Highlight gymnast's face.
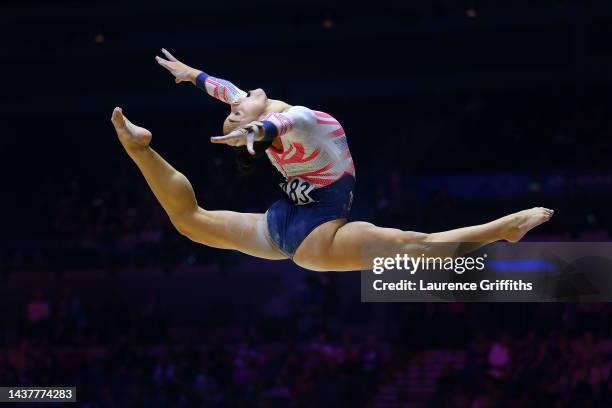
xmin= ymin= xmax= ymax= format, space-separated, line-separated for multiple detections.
xmin=224 ymin=88 xmax=268 ymax=133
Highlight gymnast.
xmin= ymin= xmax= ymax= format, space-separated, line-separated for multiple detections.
xmin=110 ymin=49 xmax=554 ymax=272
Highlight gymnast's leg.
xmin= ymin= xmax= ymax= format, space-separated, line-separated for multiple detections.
xmin=293 ymin=208 xmax=554 ymax=271
xmin=110 ymin=107 xmax=286 ymax=260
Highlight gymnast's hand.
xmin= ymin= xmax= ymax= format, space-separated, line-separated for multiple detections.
xmin=210 ymin=122 xmax=265 ymax=155
xmin=155 ymin=48 xmax=202 ymax=85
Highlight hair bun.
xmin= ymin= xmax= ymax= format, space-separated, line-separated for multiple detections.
xmin=233 ymin=139 xmax=274 ymax=175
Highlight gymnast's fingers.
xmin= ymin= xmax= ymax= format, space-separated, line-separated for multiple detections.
xmin=246 ymin=131 xmax=256 ymax=155
xmin=161 ymin=48 xmax=178 ymax=62
xmin=210 ymin=135 xmax=233 ymax=144
xmin=211 ymin=134 xmax=241 ymax=146
xmin=155 ymin=56 xmax=171 ymax=69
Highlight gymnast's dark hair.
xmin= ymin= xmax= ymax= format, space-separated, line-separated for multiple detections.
xmin=234 ymin=140 xmax=274 ymax=175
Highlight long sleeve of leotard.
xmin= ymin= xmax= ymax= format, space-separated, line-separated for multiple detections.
xmin=195 ymin=72 xmax=247 ymax=104
xmin=259 ymin=106 xmax=317 ymax=141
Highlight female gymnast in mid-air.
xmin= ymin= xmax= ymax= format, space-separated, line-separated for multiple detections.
xmin=110 ymin=49 xmax=554 ymax=272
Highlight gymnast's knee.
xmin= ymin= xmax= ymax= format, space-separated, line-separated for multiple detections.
xmin=171 ymin=217 xmax=192 ymax=238
xmin=170 ymin=214 xmax=229 ymax=249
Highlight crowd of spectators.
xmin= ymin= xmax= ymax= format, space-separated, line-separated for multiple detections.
xmin=0 ymin=336 xmax=387 ymax=407
xmin=433 ymin=329 xmax=612 ymax=407
xmin=0 ymin=276 xmax=610 ymax=405
xmin=10 ymin=274 xmax=345 ymax=348
xmin=2 ymin=278 xmax=389 ymax=407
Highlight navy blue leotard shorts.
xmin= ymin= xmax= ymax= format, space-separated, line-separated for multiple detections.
xmin=266 ymin=174 xmax=355 ymax=259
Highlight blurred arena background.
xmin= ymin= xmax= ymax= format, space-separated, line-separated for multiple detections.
xmin=1 ymin=0 xmax=612 ymax=406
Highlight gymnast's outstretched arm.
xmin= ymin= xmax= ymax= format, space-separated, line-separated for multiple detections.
xmin=155 ymin=49 xmax=292 ymax=112
xmin=155 ymin=48 xmax=247 ymax=103
xmin=110 ymin=107 xmax=286 ymax=261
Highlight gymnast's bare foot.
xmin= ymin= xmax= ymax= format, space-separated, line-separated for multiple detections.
xmin=111 ymin=107 xmax=152 ymax=151
xmin=503 ymin=207 xmax=554 ymax=243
